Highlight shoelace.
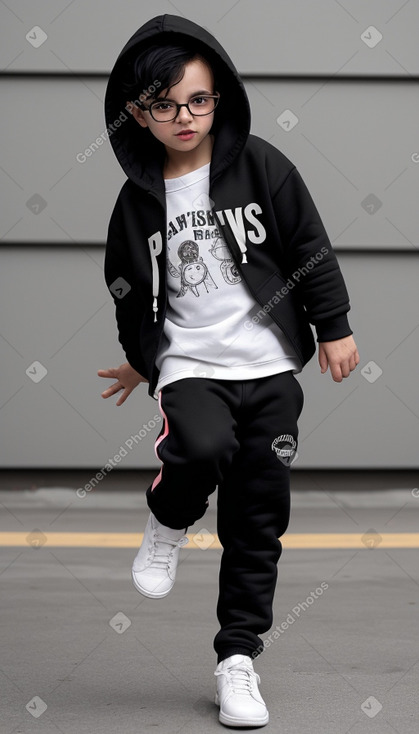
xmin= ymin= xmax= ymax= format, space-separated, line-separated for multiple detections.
xmin=215 ymin=664 xmax=260 ymax=695
xmin=147 ymin=531 xmax=188 ymax=569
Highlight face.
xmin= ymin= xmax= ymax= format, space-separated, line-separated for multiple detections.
xmin=183 ymin=262 xmax=207 ymax=285
xmin=128 ymin=58 xmax=216 ymax=157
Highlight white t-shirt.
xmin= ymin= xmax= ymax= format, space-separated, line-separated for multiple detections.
xmin=155 ymin=163 xmax=301 ymax=394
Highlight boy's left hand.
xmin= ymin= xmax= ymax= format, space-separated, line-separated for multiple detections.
xmin=318 ymin=335 xmax=360 ymax=382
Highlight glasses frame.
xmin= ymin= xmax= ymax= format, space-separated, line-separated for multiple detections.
xmin=143 ymin=93 xmax=220 ymax=123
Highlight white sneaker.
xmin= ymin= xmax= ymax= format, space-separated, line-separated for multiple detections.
xmin=214 ymin=654 xmax=269 ymax=728
xmin=131 ymin=512 xmax=188 ymax=598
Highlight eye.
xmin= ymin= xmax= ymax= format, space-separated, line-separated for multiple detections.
xmin=190 ymin=96 xmax=208 ymax=106
xmin=152 ymin=101 xmax=175 ymax=111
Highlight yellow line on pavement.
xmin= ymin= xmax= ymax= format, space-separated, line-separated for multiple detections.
xmin=1 ymin=532 xmax=419 ymax=549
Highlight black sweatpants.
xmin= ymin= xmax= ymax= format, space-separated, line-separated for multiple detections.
xmin=145 ymin=371 xmax=304 ymax=663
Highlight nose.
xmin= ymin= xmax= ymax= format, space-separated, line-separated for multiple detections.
xmin=176 ymin=104 xmax=193 ymax=123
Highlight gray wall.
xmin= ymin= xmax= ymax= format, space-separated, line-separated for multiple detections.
xmin=1 ymin=0 xmax=418 ymax=469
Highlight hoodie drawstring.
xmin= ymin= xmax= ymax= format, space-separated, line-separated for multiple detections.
xmin=149 ymin=232 xmax=163 ymax=322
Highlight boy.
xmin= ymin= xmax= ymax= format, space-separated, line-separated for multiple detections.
xmin=99 ymin=14 xmax=359 ymax=728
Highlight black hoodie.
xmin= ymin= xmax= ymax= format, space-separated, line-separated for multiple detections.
xmin=104 ymin=14 xmax=353 ymax=399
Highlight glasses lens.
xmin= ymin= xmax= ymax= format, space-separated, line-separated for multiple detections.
xmin=149 ymin=100 xmax=177 ymax=122
xmin=187 ymin=95 xmax=218 ymax=116
xmin=150 ymin=95 xmax=219 ymax=121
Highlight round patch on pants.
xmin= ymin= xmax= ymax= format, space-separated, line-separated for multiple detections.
xmin=271 ymin=433 xmax=297 ymax=466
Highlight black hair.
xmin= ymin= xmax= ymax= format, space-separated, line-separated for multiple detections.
xmin=122 ymin=41 xmax=218 ymax=105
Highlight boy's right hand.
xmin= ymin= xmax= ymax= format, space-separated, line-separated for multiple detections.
xmin=98 ymin=362 xmax=148 ymax=406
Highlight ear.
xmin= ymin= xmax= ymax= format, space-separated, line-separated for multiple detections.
xmin=126 ymin=101 xmax=149 ymax=128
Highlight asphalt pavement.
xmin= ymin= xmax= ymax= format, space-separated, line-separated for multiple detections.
xmin=1 ymin=471 xmax=418 ymax=734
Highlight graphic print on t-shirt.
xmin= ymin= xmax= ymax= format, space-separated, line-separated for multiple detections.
xmin=209 ymin=238 xmax=242 ymax=285
xmin=167 ymin=229 xmax=243 ymax=299
xmin=167 ymin=240 xmax=218 ymax=298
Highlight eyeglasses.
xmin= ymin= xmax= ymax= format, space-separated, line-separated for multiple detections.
xmin=143 ymin=93 xmax=220 ymax=123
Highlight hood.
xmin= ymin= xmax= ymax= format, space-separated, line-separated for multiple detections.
xmin=104 ymin=14 xmax=251 ymax=193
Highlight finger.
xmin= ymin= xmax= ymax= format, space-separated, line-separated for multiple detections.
xmin=349 ymin=354 xmax=358 ymax=371
xmin=349 ymin=349 xmax=360 ymax=371
xmin=341 ymin=362 xmax=351 ymax=378
xmin=98 ymin=368 xmax=117 ymax=379
xmin=101 ymin=382 xmax=123 ymax=398
xmin=116 ymin=387 xmax=132 ymax=406
xmin=318 ymin=346 xmax=328 ymax=373
xmin=331 ymin=362 xmax=343 ymax=382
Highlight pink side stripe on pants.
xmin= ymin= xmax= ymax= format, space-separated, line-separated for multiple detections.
xmin=151 ymin=391 xmax=169 ymax=492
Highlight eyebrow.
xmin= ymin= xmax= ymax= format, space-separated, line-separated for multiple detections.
xmin=157 ymin=89 xmax=213 ymax=99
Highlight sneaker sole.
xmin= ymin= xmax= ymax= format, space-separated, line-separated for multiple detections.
xmin=215 ymin=693 xmax=269 ymax=727
xmin=131 ymin=569 xmax=173 ymax=599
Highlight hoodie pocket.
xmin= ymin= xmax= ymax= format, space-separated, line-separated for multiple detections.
xmin=255 ymin=271 xmax=314 ymax=362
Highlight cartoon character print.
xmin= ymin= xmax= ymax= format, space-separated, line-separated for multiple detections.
xmin=209 ymin=238 xmax=242 ymax=285
xmin=167 ymin=240 xmax=218 ymax=298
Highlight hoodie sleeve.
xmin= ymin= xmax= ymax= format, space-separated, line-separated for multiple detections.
xmin=272 ymin=166 xmax=353 ymax=342
xmin=104 ymin=197 xmax=148 ymax=377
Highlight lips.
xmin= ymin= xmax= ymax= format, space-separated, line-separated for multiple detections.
xmin=175 ymin=131 xmax=197 ymax=143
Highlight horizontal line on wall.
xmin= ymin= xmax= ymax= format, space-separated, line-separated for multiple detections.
xmin=0 ymin=243 xmax=417 ymax=254
xmin=1 ymin=72 xmax=419 ymax=82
